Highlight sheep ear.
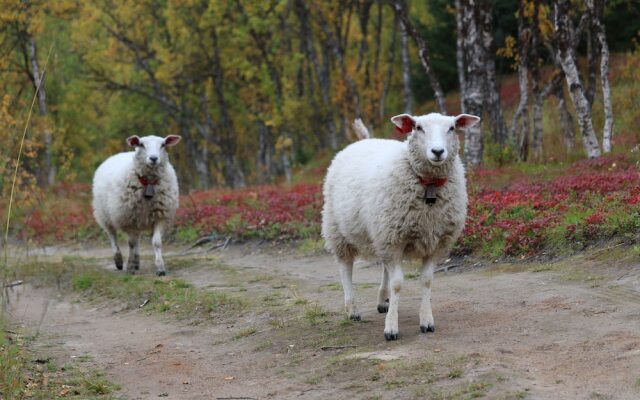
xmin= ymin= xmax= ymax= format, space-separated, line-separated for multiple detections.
xmin=127 ymin=135 xmax=141 ymax=147
xmin=164 ymin=135 xmax=181 ymax=147
xmin=454 ymin=114 xmax=481 ymax=129
xmin=390 ymin=114 xmax=415 ymax=134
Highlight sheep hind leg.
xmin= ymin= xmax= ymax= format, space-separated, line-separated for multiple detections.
xmin=337 ymin=256 xmax=360 ymax=321
xmin=152 ymin=222 xmax=166 ymax=276
xmin=126 ymin=233 xmax=140 ymax=273
xmin=383 ymin=254 xmax=403 ymax=341
xmin=419 ymin=258 xmax=436 ymax=333
xmin=104 ymin=225 xmax=123 ymax=270
xmin=377 ymin=266 xmax=389 ymax=313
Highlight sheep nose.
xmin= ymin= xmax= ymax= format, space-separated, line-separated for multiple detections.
xmin=149 ymin=156 xmax=159 ymax=164
xmin=431 ymin=148 xmax=445 ymax=158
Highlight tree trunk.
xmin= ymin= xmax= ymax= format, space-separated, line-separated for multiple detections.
xmin=356 ymin=0 xmax=373 ymax=73
xmin=530 ymin=1 xmax=543 ymax=159
xmin=512 ymin=0 xmax=530 ymax=161
xmin=373 ymin=0 xmax=383 ymax=75
xmin=314 ymin=5 xmax=363 ymax=120
xmin=585 ymin=28 xmax=598 ymax=108
xmin=590 ymin=0 xmax=614 ymax=153
xmin=257 ymin=120 xmax=274 ymax=184
xmin=212 ymin=31 xmax=246 ymax=187
xmin=295 ymin=0 xmax=338 ymax=150
xmin=27 ymin=37 xmax=54 ymax=186
xmin=543 ymin=72 xmax=576 ymax=152
xmin=380 ymin=13 xmax=399 ymax=119
xmin=400 ymin=18 xmax=412 ymax=114
xmin=479 ymin=1 xmax=507 ymax=145
xmin=390 ymin=0 xmax=447 ymax=114
xmin=555 ymin=80 xmax=576 ymax=151
xmin=455 ymin=0 xmax=467 ymax=112
xmin=460 ymin=0 xmax=484 ymax=165
xmin=554 ymin=0 xmax=601 ymax=158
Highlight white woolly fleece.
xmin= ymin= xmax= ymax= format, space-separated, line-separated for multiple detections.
xmin=92 ymin=149 xmax=179 ymax=234
xmin=322 ymin=114 xmax=468 ymax=262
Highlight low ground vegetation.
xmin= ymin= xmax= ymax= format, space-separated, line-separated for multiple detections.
xmin=0 ymin=321 xmax=120 ymax=399
xmin=6 ymin=153 xmax=638 ymax=261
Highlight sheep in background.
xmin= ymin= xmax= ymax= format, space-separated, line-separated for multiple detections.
xmin=322 ymin=112 xmax=480 ymax=340
xmin=92 ymin=135 xmax=181 ymax=276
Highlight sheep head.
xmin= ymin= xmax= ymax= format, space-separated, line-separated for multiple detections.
xmin=391 ymin=113 xmax=479 ymax=174
xmin=127 ymin=135 xmax=181 ymax=171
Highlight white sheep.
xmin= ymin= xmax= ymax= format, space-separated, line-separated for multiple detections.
xmin=322 ymin=112 xmax=480 ymax=340
xmin=92 ymin=135 xmax=181 ymax=276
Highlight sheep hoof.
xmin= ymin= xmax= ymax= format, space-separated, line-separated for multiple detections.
xmin=420 ymin=324 xmax=435 ymax=333
xmin=114 ymin=254 xmax=123 ymax=270
xmin=384 ymin=331 xmax=398 ymax=341
xmin=377 ymin=299 xmax=389 ymax=313
xmin=156 ymin=271 xmax=166 ymax=277
xmin=349 ymin=314 xmax=361 ymax=321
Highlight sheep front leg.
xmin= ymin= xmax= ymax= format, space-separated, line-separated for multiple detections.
xmin=126 ymin=233 xmax=140 ymax=272
xmin=383 ymin=255 xmax=403 ymax=341
xmin=377 ymin=267 xmax=389 ymax=313
xmin=105 ymin=225 xmax=123 ymax=270
xmin=419 ymin=258 xmax=435 ymax=333
xmin=152 ymin=222 xmax=166 ymax=276
xmin=338 ymin=256 xmax=360 ymax=321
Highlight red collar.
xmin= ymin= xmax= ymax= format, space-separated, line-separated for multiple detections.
xmin=418 ymin=176 xmax=448 ymax=187
xmin=137 ymin=175 xmax=159 ymax=186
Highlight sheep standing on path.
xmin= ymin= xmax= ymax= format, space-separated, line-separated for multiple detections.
xmin=92 ymin=135 xmax=181 ymax=276
xmin=322 ymin=113 xmax=480 ymax=340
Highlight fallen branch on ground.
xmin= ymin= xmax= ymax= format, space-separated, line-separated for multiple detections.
xmin=320 ymin=345 xmax=358 ymax=351
xmin=3 ymin=280 xmax=23 ymax=288
xmin=208 ymin=236 xmax=231 ymax=252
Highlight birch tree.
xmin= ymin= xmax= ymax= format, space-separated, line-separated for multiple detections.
xmin=390 ymin=0 xmax=447 ymax=114
xmin=530 ymin=1 xmax=544 ymax=159
xmin=554 ymin=0 xmax=601 ymax=158
xmin=459 ymin=0 xmax=484 ymax=165
xmin=587 ymin=0 xmax=614 ymax=153
xmin=479 ymin=0 xmax=507 ymax=145
xmin=512 ymin=0 xmax=531 ymax=161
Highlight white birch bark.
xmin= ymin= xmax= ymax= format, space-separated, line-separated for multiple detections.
xmin=391 ymin=0 xmax=447 ymax=114
xmin=554 ymin=0 xmax=601 ymax=158
xmin=588 ymin=0 xmax=614 ymax=153
xmin=460 ymin=0 xmax=484 ymax=165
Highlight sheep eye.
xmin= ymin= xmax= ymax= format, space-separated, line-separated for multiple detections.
xmin=416 ymin=126 xmax=423 ymax=132
xmin=448 ymin=126 xmax=455 ymax=133
xmin=139 ymin=143 xmax=145 ymax=149
xmin=161 ymin=143 xmax=165 ymax=148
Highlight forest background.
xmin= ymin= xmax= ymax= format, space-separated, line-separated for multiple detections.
xmin=1 ymin=0 xmax=640 ymax=258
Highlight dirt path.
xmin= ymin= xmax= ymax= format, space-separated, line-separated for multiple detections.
xmin=6 ymin=244 xmax=640 ymax=399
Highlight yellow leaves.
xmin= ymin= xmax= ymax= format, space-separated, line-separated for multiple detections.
xmin=155 ymin=46 xmax=185 ymax=85
xmin=537 ymin=5 xmax=555 ymax=40
xmin=275 ymin=136 xmax=293 ymax=152
xmin=516 ymin=2 xmax=555 ymax=42
xmin=497 ymin=35 xmax=517 ymax=60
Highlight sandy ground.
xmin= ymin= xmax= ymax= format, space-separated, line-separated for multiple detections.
xmin=5 ymin=243 xmax=640 ymax=399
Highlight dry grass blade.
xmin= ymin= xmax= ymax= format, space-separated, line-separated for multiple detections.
xmin=1 ymin=42 xmax=54 ymax=300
